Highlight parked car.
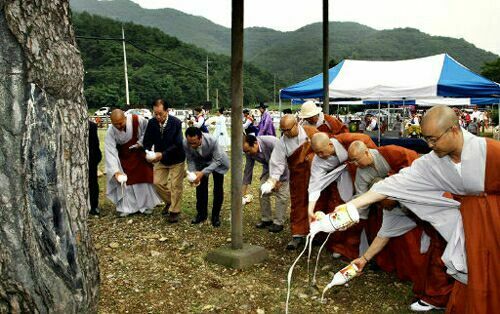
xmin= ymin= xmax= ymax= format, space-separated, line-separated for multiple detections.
xmin=94 ymin=106 xmax=110 ymax=116
xmin=169 ymin=109 xmax=192 ymax=128
xmin=364 ymin=109 xmax=390 ymax=117
xmin=125 ymin=108 xmax=152 ymax=119
xmin=387 ymin=107 xmax=411 ymax=119
xmin=170 ymin=109 xmax=192 ymax=121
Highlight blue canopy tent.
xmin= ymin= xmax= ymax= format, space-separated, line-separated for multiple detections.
xmin=280 ymin=54 xmax=500 ymax=100
xmin=279 ymin=54 xmax=500 ymax=147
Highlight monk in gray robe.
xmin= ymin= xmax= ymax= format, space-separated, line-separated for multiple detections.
xmin=266 ymin=114 xmax=318 ymax=250
xmin=105 ymin=110 xmax=161 ymax=217
xmin=348 ymin=141 xmax=453 ymax=311
xmin=323 ymin=105 xmax=499 ymax=313
xmin=307 ymin=132 xmax=376 ymax=259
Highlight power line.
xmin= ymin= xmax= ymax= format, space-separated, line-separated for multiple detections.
xmin=75 ymin=35 xmax=205 ymax=75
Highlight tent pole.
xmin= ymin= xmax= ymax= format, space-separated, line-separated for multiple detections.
xmin=387 ymin=103 xmax=390 ymax=130
xmin=378 ymin=100 xmax=381 ymax=146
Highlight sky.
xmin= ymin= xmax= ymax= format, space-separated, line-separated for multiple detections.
xmin=131 ymin=0 xmax=500 ymax=56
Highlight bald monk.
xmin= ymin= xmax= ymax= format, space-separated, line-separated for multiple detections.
xmin=348 ymin=141 xmax=453 ymax=311
xmin=307 ymin=132 xmax=376 ymax=259
xmin=265 ymin=114 xmax=318 ymax=250
xmin=329 ymin=105 xmax=499 ymax=313
xmin=298 ymin=100 xmax=348 ymax=136
xmin=105 ymin=109 xmax=161 ymax=216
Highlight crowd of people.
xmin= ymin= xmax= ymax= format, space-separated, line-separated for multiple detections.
xmin=88 ymin=99 xmax=498 ymax=313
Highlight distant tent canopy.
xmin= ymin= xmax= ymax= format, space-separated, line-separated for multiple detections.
xmin=289 ymin=98 xmax=500 ymax=107
xmin=280 ymin=54 xmax=500 ymax=101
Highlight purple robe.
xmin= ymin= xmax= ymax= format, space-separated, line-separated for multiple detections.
xmin=257 ymin=110 xmax=276 ymax=136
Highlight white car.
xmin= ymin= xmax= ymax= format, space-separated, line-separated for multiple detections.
xmin=125 ymin=108 xmax=152 ymax=119
xmin=94 ymin=106 xmax=110 ymax=116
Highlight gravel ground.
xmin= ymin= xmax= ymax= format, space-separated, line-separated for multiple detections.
xmin=90 ymin=129 xmax=427 ymax=313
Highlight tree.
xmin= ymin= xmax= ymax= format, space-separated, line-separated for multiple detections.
xmin=0 ymin=1 xmax=99 ymax=312
xmin=481 ymin=58 xmax=500 ymax=83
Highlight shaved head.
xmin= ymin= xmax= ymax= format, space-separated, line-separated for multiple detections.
xmin=311 ymin=132 xmax=330 ymax=151
xmin=348 ymin=140 xmax=368 ymax=157
xmin=280 ymin=114 xmax=296 ymax=129
xmin=421 ymin=105 xmax=459 ymax=131
xmin=311 ymin=132 xmax=335 ymax=159
xmin=110 ymin=109 xmax=125 ymax=123
xmin=421 ymin=105 xmax=463 ymax=159
xmin=110 ymin=109 xmax=126 ymax=131
xmin=348 ymin=140 xmax=373 ymax=168
xmin=280 ymin=114 xmax=299 ymax=138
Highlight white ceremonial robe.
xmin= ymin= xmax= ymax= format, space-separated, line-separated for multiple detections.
xmin=212 ymin=115 xmax=230 ymax=150
xmin=269 ymin=125 xmax=309 ymax=180
xmin=371 ymin=129 xmax=486 ymax=284
xmin=308 ymin=138 xmax=353 ymax=202
xmin=104 ymin=115 xmax=161 ymax=214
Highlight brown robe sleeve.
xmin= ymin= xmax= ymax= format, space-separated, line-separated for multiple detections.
xmin=302 ymin=125 xmax=319 ymax=139
xmin=335 ymin=132 xmax=377 ymax=150
xmin=377 ymin=145 xmax=418 ymax=175
xmin=324 ymin=114 xmax=349 ymax=135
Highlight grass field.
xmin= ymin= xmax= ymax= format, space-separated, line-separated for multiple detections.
xmin=90 ymin=128 xmax=419 ymax=313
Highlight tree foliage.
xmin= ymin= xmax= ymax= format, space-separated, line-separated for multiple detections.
xmin=481 ymin=58 xmax=500 ymax=83
xmin=73 ymin=12 xmax=282 ymax=109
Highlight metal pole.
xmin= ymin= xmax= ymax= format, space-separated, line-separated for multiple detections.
xmin=378 ymin=100 xmax=381 ymax=146
xmin=216 ymin=88 xmax=219 ymax=109
xmin=273 ymin=74 xmax=277 ymax=107
xmin=279 ymin=90 xmax=282 ymax=116
xmin=230 ymin=0 xmax=244 ymax=250
xmin=206 ymin=55 xmax=210 ymax=102
xmin=122 ymin=26 xmax=130 ymax=106
xmin=322 ymin=0 xmax=329 ymax=114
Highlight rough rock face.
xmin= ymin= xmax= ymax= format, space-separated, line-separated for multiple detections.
xmin=0 ymin=1 xmax=99 ymax=313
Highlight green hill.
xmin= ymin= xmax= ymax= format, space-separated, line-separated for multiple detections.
xmin=71 ymin=0 xmax=498 ymax=83
xmin=72 ymin=12 xmax=280 ymax=108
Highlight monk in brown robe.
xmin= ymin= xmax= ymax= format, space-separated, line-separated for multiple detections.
xmin=266 ymin=114 xmax=318 ymax=250
xmin=333 ymin=106 xmax=499 ymax=313
xmin=348 ymin=141 xmax=453 ymax=311
xmin=307 ymin=132 xmax=376 ymax=259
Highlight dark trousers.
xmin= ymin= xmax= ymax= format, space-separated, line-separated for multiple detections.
xmin=89 ymin=165 xmax=99 ymax=209
xmin=196 ymin=172 xmax=224 ymax=222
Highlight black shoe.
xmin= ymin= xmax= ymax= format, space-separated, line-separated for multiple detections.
xmin=268 ymin=223 xmax=284 ymax=233
xmin=191 ymin=216 xmax=207 ymax=224
xmin=255 ymin=220 xmax=273 ymax=229
xmin=286 ymin=237 xmax=306 ymax=250
xmin=167 ymin=212 xmax=179 ymax=223
xmin=162 ymin=203 xmax=171 ymax=216
xmin=89 ymin=207 xmax=100 ymax=216
xmin=212 ymin=218 xmax=221 ymax=228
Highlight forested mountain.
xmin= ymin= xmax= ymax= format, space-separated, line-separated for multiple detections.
xmin=73 ymin=12 xmax=280 ymax=108
xmin=71 ymin=0 xmax=498 ymax=83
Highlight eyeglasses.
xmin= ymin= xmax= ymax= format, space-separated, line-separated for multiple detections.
xmin=280 ymin=123 xmax=296 ymax=132
xmin=423 ymin=126 xmax=453 ymax=145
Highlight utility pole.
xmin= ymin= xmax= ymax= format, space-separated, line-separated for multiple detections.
xmin=206 ymin=55 xmax=210 ymax=102
xmin=122 ymin=25 xmax=130 ymax=106
xmin=216 ymin=88 xmax=219 ymax=109
xmin=273 ymin=74 xmax=276 ymax=107
xmin=206 ymin=0 xmax=267 ymax=269
xmin=322 ymin=0 xmax=329 ymax=114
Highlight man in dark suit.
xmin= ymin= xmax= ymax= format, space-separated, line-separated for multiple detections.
xmin=89 ymin=120 xmax=102 ymax=215
xmin=143 ymin=99 xmax=186 ymax=223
